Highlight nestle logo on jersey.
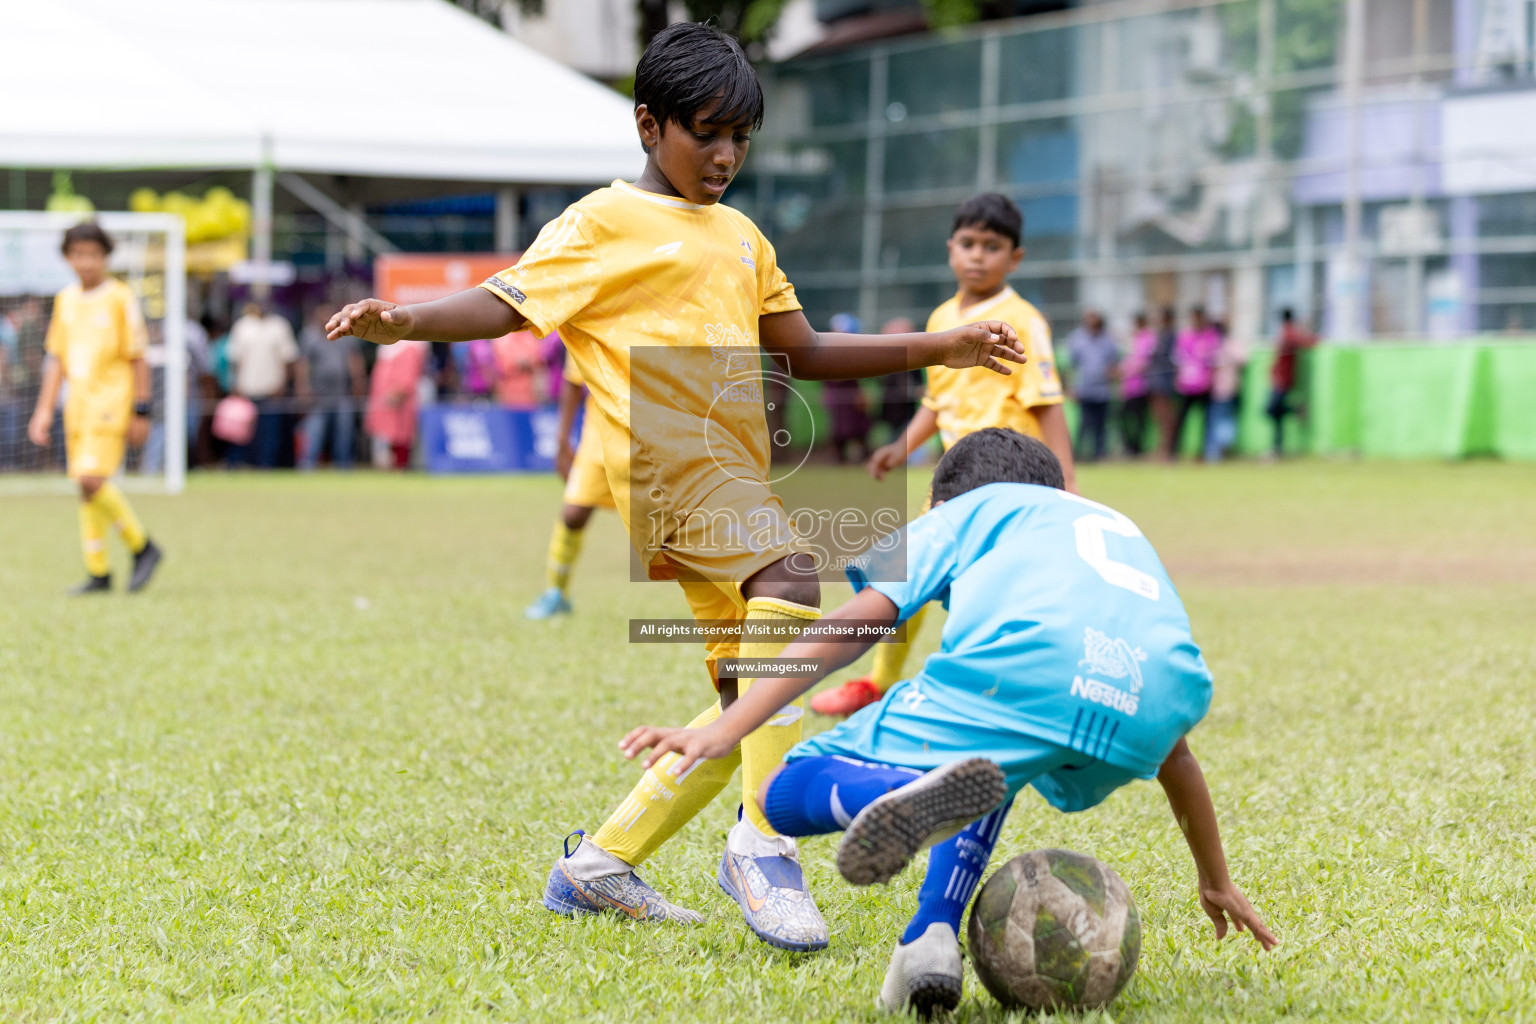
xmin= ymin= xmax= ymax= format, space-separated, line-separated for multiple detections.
xmin=484 ymin=276 xmax=527 ymax=305
xmin=1070 ymin=676 xmax=1139 ymax=716
xmin=712 ymin=379 xmax=762 ymax=403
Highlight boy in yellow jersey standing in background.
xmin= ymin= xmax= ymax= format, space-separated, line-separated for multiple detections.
xmin=525 ymin=348 xmax=615 ymax=619
xmin=327 ymin=24 xmax=1024 ymax=951
xmin=812 ymin=193 xmax=1074 ymax=716
xmin=28 ymin=222 xmax=164 ymax=596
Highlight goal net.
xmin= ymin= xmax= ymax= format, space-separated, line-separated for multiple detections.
xmin=0 ymin=211 xmax=186 ymax=494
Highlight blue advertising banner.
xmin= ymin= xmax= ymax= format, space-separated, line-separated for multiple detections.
xmin=420 ymin=404 xmax=571 ymax=473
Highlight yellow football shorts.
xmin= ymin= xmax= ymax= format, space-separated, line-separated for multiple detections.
xmin=66 ymin=430 xmax=126 ymax=479
xmin=562 ymin=423 xmax=616 ymax=509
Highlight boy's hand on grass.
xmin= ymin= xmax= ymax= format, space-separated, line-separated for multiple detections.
xmin=555 ymin=442 xmax=575 ymax=481
xmin=866 ymin=442 xmax=905 ymax=481
xmin=327 ymin=299 xmax=414 ymax=345
xmin=1199 ymin=879 xmax=1278 ymax=950
xmin=941 ymin=321 xmax=1025 ymax=375
xmin=619 ymin=723 xmax=734 ymax=775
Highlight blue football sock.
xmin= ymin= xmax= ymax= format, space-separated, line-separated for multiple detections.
xmin=901 ymin=798 xmax=1014 ymax=944
xmin=761 ymin=755 xmax=923 ymax=836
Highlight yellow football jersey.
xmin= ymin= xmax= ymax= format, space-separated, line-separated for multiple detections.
xmin=480 ymin=181 xmax=802 ymax=578
xmin=922 ymin=286 xmax=1061 ymax=447
xmin=45 ymin=278 xmax=148 ymax=436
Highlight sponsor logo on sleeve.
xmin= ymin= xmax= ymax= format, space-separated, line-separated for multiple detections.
xmin=484 ymin=276 xmax=527 ymax=305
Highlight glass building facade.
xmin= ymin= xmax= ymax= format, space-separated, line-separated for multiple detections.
xmin=731 ymin=0 xmax=1536 ymax=344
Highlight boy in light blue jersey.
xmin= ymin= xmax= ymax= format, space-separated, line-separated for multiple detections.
xmin=621 ymin=428 xmax=1275 ymax=1017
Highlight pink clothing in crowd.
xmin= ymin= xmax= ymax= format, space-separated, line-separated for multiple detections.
xmin=541 ymin=332 xmax=566 ymax=404
xmin=365 ymin=338 xmax=427 ymax=446
xmin=461 ymin=337 xmax=498 ymax=397
xmin=1175 ymin=326 xmax=1221 ymax=395
xmin=1120 ymin=327 xmax=1157 ymax=399
xmin=493 ymin=331 xmax=545 ymax=409
xmin=1211 ymin=333 xmax=1249 ymax=402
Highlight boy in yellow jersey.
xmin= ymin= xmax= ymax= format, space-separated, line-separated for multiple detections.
xmin=525 ymin=350 xmax=616 ymax=619
xmin=812 ymin=193 xmax=1075 ymax=717
xmin=28 ymin=222 xmax=164 ymax=596
xmin=326 ymin=23 xmax=1024 ymax=951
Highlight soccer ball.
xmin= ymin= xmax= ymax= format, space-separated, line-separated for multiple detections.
xmin=967 ymin=849 xmax=1140 ymax=1011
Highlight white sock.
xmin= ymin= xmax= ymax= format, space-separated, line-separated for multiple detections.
xmin=727 ymin=814 xmax=798 ymax=859
xmin=566 ymin=836 xmax=633 ymax=880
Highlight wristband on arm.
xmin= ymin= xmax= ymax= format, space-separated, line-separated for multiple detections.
xmin=133 ymin=401 xmax=152 ymax=417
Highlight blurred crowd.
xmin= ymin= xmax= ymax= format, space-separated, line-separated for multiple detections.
xmin=818 ymin=306 xmax=1318 ymax=467
xmin=2 ymin=293 xmax=1317 ymax=474
xmin=184 ymin=302 xmax=563 ymax=471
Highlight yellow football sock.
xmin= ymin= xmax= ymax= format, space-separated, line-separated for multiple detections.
xmin=546 ymin=521 xmax=584 ymax=591
xmin=870 ymin=603 xmax=928 ymax=693
xmin=92 ymin=483 xmax=146 ymax=553
xmin=78 ymin=501 xmax=109 ymax=577
xmin=739 ymin=596 xmax=822 ymax=835
xmin=591 ymin=699 xmax=741 ymax=866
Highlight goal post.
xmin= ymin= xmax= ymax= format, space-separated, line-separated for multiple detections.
xmin=0 ymin=211 xmax=186 ymax=494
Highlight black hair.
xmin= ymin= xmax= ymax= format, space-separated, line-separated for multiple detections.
xmin=951 ymin=192 xmax=1023 ymax=248
xmin=634 ymin=23 xmax=764 ymax=144
xmin=1280 ymin=307 xmax=1294 ymax=322
xmin=61 ymin=221 xmax=113 ymax=256
xmin=930 ymin=427 xmax=1065 ymax=503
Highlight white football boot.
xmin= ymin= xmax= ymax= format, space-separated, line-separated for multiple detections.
xmin=879 ymin=922 xmax=964 ymax=1017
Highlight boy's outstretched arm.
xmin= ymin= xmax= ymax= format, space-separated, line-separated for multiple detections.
xmin=868 ymin=404 xmax=939 ymax=480
xmin=759 ymin=309 xmax=1023 ymax=381
xmin=621 ymin=588 xmax=900 ymax=773
xmin=327 ymin=288 xmax=523 ymax=346
xmin=554 ymin=376 xmax=583 ymax=480
xmin=1034 ymin=404 xmax=1078 ymax=494
xmin=1157 ymin=738 xmax=1278 ymax=950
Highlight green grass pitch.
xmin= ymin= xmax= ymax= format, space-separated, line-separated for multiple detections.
xmin=1 ymin=462 xmax=1534 ymax=1022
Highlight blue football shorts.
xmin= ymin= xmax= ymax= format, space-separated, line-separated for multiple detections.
xmin=789 ymin=678 xmax=1158 ymax=813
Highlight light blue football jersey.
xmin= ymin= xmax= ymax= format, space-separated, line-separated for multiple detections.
xmin=844 ymin=482 xmax=1212 ymax=778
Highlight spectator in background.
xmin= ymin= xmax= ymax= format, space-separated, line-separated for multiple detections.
xmin=541 ymin=332 xmax=566 ymax=404
xmin=0 ymin=304 xmax=17 ymax=468
xmin=190 ymin=315 xmax=225 ymax=468
xmin=1065 ymin=309 xmax=1119 ymax=462
xmin=823 ymin=312 xmax=871 ymax=463
xmin=297 ymin=306 xmax=364 ymax=470
xmin=227 ymin=300 xmax=299 ymax=468
xmin=1 ymin=300 xmax=48 ymax=469
xmin=1171 ymin=305 xmax=1220 ymax=459
xmin=492 ymin=330 xmax=546 ymax=409
xmin=457 ymin=335 xmax=499 ymax=401
xmin=1205 ymin=320 xmax=1248 ymax=462
xmin=366 ymin=337 xmax=427 ymax=469
xmin=875 ymin=316 xmax=924 ymax=452
xmin=1148 ymin=306 xmax=1180 ymax=460
xmin=1118 ymin=312 xmax=1155 ymax=458
xmin=1265 ymin=308 xmax=1316 ymax=458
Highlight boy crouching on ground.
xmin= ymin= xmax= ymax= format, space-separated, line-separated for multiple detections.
xmin=622 ymin=428 xmax=1275 ymax=1016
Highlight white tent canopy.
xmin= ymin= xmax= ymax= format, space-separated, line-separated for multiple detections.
xmin=0 ymin=0 xmax=644 ymax=184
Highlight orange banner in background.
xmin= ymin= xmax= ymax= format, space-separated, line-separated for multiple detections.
xmin=373 ymin=252 xmax=522 ymax=306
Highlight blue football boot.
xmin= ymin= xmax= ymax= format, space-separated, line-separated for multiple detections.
xmin=524 ymin=587 xmax=572 ymax=620
xmin=543 ymin=831 xmax=704 ymax=924
xmin=717 ymin=813 xmax=829 ymax=952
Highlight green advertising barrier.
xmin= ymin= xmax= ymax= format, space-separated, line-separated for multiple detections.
xmin=782 ymin=340 xmax=1536 ymax=461
xmin=1484 ymin=344 xmax=1536 ymax=459
xmin=1295 ymin=341 xmax=1536 ymax=460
